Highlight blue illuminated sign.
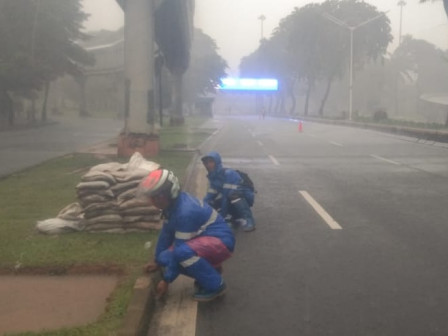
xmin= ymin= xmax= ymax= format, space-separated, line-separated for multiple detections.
xmin=219 ymin=77 xmax=278 ymax=91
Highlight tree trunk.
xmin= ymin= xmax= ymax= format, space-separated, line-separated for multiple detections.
xmin=30 ymin=98 xmax=36 ymax=123
xmin=0 ymin=89 xmax=14 ymax=126
xmin=445 ymin=107 xmax=448 ymax=127
xmin=170 ymin=71 xmax=184 ymax=126
xmin=288 ymin=82 xmax=296 ymax=115
xmin=318 ymin=75 xmax=334 ymax=117
xmin=77 ymin=75 xmax=88 ymax=117
xmin=41 ymin=81 xmax=50 ymax=122
xmin=268 ymin=95 xmax=274 ymax=115
xmin=304 ymin=83 xmax=312 ymax=116
xmin=279 ymin=92 xmax=286 ymax=115
xmin=274 ymin=94 xmax=281 ymax=115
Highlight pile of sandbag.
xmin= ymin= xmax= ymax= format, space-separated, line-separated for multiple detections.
xmin=37 ymin=152 xmax=163 ymax=234
xmin=77 ymin=152 xmax=162 ymax=233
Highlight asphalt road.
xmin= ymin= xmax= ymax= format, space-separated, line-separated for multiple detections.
xmin=0 ymin=115 xmax=123 ymax=178
xmin=195 ymin=116 xmax=448 ymax=336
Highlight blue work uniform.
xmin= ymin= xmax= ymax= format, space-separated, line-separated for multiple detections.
xmin=155 ymin=191 xmax=235 ymax=291
xmin=202 ymin=151 xmax=255 ymax=228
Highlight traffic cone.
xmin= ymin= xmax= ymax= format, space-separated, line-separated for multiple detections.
xmin=298 ymin=120 xmax=303 ymax=132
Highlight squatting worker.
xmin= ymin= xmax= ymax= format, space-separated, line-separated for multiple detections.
xmin=202 ymin=151 xmax=256 ymax=232
xmin=137 ymin=168 xmax=235 ymax=302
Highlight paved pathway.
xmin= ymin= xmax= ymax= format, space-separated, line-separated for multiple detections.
xmin=0 ymin=115 xmax=123 ymax=178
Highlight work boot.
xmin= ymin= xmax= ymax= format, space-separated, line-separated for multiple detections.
xmin=230 ymin=197 xmax=255 ymax=232
xmin=193 ymin=282 xmax=227 ymax=302
xmin=235 ymin=218 xmax=255 ymax=232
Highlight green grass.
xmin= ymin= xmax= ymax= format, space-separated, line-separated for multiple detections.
xmin=0 ymin=115 xmax=213 ymax=336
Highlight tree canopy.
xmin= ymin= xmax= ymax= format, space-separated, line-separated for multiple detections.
xmin=239 ymin=0 xmax=392 ymax=117
xmin=183 ymin=28 xmax=228 ymax=108
xmin=0 ymin=0 xmax=93 ymax=92
xmin=0 ymin=0 xmax=93 ymax=125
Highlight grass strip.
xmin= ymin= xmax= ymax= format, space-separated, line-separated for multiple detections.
xmin=0 ymin=115 xmax=213 ymax=336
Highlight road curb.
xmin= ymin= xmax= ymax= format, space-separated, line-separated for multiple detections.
xmin=118 ymin=118 xmax=221 ymax=335
xmin=118 ymin=272 xmax=162 ymax=336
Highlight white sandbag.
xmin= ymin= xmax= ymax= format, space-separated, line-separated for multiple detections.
xmin=118 ymin=198 xmax=149 ymax=209
xmin=127 ymin=152 xmax=160 ymax=173
xmin=77 ymin=188 xmax=115 ymax=199
xmin=76 ymin=180 xmax=111 ymax=190
xmin=117 ymin=187 xmax=138 ymax=203
xmin=83 ymin=201 xmax=119 ymax=213
xmin=84 ymin=214 xmax=123 ymax=226
xmin=88 ymin=162 xmax=126 ymax=173
xmin=81 ymin=171 xmax=116 ymax=185
xmin=121 ymin=206 xmax=160 ymax=216
xmin=36 ymin=218 xmax=84 ymax=235
xmin=111 ymin=180 xmax=140 ymax=195
xmin=122 ymin=215 xmax=161 ymax=223
xmin=57 ymin=203 xmax=83 ymax=221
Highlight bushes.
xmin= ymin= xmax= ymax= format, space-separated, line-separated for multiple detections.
xmin=373 ymin=109 xmax=388 ymax=122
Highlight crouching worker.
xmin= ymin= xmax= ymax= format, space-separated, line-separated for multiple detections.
xmin=202 ymin=151 xmax=256 ymax=232
xmin=137 ymin=168 xmax=235 ymax=302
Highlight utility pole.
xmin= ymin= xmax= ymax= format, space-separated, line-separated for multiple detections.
xmin=398 ymin=1 xmax=406 ymax=45
xmin=258 ymin=15 xmax=266 ymax=42
xmin=395 ymin=1 xmax=406 ymax=117
xmin=323 ymin=11 xmax=388 ymax=121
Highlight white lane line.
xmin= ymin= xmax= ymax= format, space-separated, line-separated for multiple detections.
xmin=299 ymin=190 xmax=342 ymax=230
xmin=268 ymin=155 xmax=280 ymax=166
xmin=330 ymin=141 xmax=343 ymax=147
xmin=257 ymin=141 xmax=264 ymax=147
xmin=370 ymin=154 xmax=401 ymax=166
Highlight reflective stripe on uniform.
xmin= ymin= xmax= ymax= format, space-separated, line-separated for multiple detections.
xmin=197 ymin=210 xmax=218 ymax=236
xmin=174 ymin=210 xmax=218 ymax=240
xmin=223 ymin=183 xmax=238 ymax=190
xmin=175 ymin=231 xmax=197 ymax=240
xmin=180 ymin=256 xmax=200 ymax=267
xmin=230 ymin=197 xmax=242 ymax=204
xmin=207 ymin=188 xmax=218 ymax=194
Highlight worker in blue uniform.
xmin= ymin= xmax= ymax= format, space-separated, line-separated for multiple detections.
xmin=138 ymin=168 xmax=235 ymax=302
xmin=202 ymin=151 xmax=256 ymax=232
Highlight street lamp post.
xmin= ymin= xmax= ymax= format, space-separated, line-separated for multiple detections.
xmin=398 ymin=1 xmax=406 ymax=45
xmin=258 ymin=15 xmax=266 ymax=41
xmin=323 ymin=12 xmax=388 ymax=121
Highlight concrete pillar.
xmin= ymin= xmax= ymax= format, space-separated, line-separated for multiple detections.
xmin=118 ymin=0 xmax=160 ymax=157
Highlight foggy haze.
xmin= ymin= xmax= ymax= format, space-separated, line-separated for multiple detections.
xmin=82 ymin=0 xmax=448 ymax=75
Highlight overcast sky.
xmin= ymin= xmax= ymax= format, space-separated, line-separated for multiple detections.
xmin=82 ymin=0 xmax=448 ymax=76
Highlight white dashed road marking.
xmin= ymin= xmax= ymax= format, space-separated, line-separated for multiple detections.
xmin=330 ymin=141 xmax=343 ymax=147
xmin=268 ymin=155 xmax=280 ymax=166
xmin=370 ymin=154 xmax=401 ymax=166
xmin=299 ymin=190 xmax=342 ymax=230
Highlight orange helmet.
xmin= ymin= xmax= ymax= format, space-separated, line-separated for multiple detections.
xmin=137 ymin=169 xmax=180 ymax=199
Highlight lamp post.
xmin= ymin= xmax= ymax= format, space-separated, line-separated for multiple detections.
xmin=323 ymin=12 xmax=388 ymax=121
xmin=398 ymin=1 xmax=406 ymax=45
xmin=258 ymin=15 xmax=266 ymax=41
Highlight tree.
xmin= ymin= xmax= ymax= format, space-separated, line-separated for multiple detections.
xmin=183 ymin=28 xmax=227 ymax=112
xmin=286 ymin=0 xmax=391 ymax=116
xmin=420 ymin=0 xmax=448 ymax=17
xmin=240 ymin=34 xmax=296 ymax=115
xmin=0 ymin=0 xmax=93 ymax=126
xmin=239 ymin=0 xmax=391 ymax=117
